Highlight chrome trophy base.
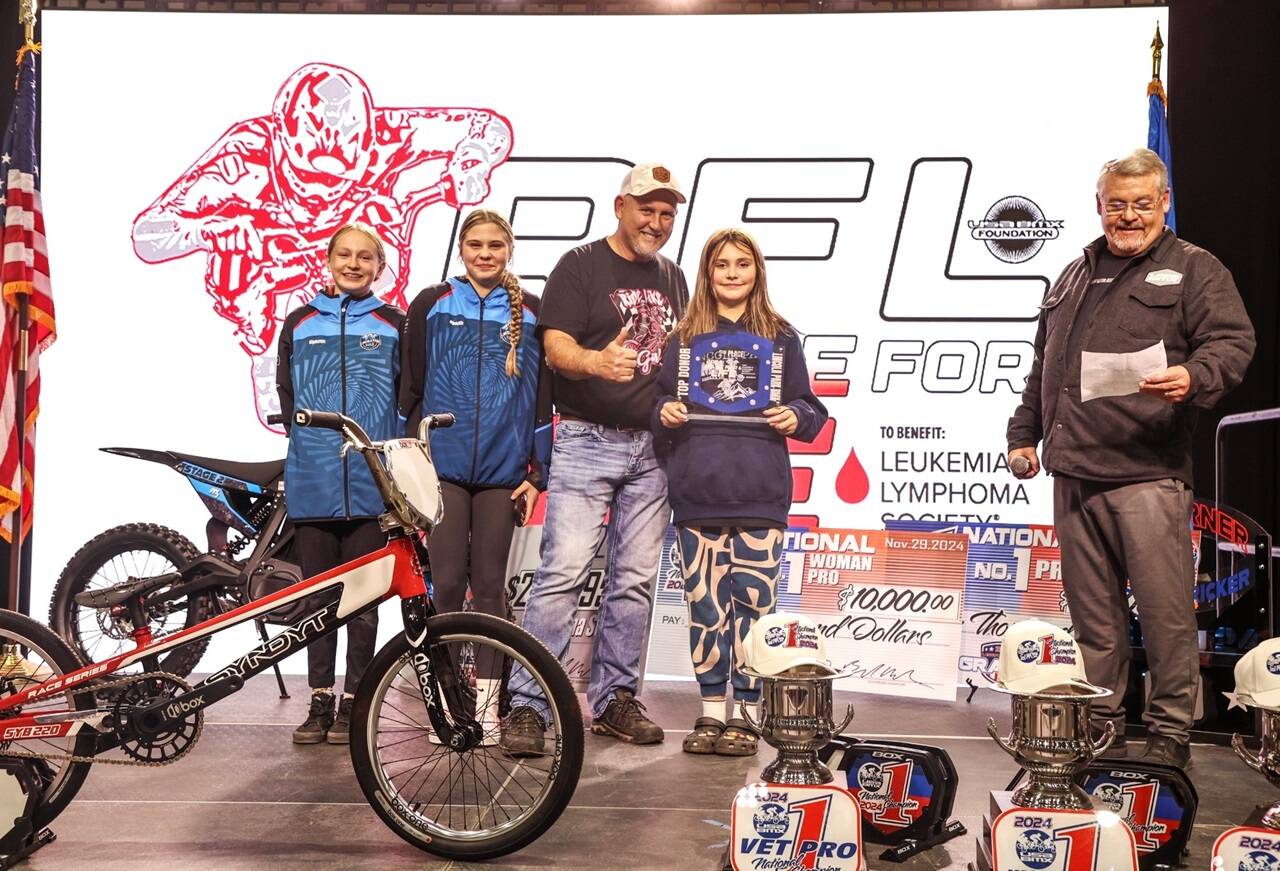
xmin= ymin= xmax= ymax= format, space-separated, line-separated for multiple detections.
xmin=742 ymin=668 xmax=854 ymax=788
xmin=988 ymin=692 xmax=1114 ymax=812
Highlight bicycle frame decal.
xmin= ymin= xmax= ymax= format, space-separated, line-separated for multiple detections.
xmin=0 ymin=535 xmax=425 ymax=739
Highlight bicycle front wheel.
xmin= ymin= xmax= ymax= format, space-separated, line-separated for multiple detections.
xmin=350 ymin=611 xmax=583 ymax=861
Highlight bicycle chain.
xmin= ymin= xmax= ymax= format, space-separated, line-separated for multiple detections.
xmin=0 ymin=670 xmax=203 ymax=768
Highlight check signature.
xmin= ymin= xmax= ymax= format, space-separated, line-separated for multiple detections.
xmin=838 ymin=658 xmax=939 ymax=689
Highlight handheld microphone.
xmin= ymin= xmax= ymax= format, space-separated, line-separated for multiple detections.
xmin=1009 ymin=455 xmax=1031 ymax=477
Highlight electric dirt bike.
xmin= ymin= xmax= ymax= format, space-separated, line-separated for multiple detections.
xmin=0 ymin=410 xmax=583 ymax=863
xmin=48 ymin=443 xmax=304 ymax=685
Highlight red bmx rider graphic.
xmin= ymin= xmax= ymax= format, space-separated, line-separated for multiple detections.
xmin=131 ymin=62 xmax=513 ymax=428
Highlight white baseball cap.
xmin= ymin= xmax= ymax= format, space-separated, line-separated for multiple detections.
xmin=745 ymin=612 xmax=838 ymax=677
xmin=993 ymin=619 xmax=1109 ymax=697
xmin=619 ymin=163 xmax=686 ymax=203
xmin=1235 ymin=638 xmax=1280 ymax=710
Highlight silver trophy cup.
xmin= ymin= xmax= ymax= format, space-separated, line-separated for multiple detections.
xmin=1233 ymin=708 xmax=1280 ymax=829
xmin=987 ymin=692 xmax=1115 ymax=810
xmin=742 ymin=667 xmax=855 ymax=785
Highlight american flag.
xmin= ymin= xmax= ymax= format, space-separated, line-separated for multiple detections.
xmin=0 ymin=45 xmax=56 ymax=545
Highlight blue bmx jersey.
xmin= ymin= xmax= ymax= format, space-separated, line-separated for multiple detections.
xmin=276 ymin=291 xmax=405 ymax=521
xmin=401 ymin=278 xmax=551 ymax=490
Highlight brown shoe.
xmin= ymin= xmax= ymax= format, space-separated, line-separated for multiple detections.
xmin=591 ymin=690 xmax=664 ymax=745
xmin=500 ymin=705 xmax=547 ymax=758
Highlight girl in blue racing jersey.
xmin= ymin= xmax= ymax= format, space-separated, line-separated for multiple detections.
xmin=277 ymin=222 xmax=405 ymax=746
xmin=400 ymin=210 xmax=551 ymax=740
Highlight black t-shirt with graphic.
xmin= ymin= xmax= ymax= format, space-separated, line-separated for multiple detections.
xmin=537 ymin=238 xmax=688 ymax=428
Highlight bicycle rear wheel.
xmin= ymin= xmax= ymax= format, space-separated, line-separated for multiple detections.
xmin=350 ymin=611 xmax=583 ymax=860
xmin=0 ymin=610 xmax=98 ymax=828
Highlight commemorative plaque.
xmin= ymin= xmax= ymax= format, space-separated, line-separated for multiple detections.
xmin=677 ymin=331 xmax=784 ymax=424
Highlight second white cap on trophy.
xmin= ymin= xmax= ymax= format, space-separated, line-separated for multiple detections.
xmin=745 ymin=611 xmax=838 ymax=677
xmin=994 ymin=619 xmax=1109 ymax=697
xmin=1234 ymin=637 xmax=1280 ymax=710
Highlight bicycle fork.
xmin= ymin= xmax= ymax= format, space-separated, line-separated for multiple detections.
xmin=401 ymin=595 xmax=483 ymax=750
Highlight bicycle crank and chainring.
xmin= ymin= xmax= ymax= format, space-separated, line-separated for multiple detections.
xmin=112 ymin=673 xmax=204 ymax=764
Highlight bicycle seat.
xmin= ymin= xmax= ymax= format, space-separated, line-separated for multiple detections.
xmin=73 ymin=572 xmax=181 ymax=609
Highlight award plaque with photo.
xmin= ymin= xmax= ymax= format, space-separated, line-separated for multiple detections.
xmin=676 ymin=331 xmax=784 ymax=425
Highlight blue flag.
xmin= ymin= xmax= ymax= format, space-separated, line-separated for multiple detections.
xmin=1147 ymin=84 xmax=1177 ymax=233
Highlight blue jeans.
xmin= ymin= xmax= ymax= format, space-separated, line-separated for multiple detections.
xmin=511 ymin=422 xmax=670 ymax=718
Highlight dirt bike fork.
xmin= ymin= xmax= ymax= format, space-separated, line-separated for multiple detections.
xmin=400 ymin=594 xmax=481 ymax=750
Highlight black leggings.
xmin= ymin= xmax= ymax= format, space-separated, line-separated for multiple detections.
xmin=295 ymin=519 xmax=383 ymax=695
xmin=430 ymin=482 xmax=518 ymax=618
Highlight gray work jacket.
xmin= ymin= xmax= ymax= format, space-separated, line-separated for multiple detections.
xmin=1006 ymin=229 xmax=1255 ymax=486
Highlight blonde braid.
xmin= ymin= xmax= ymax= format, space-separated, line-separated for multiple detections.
xmin=502 ymin=270 xmax=523 ymax=377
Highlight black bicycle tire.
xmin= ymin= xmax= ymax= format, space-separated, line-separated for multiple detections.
xmin=349 ymin=611 xmax=583 ymax=860
xmin=0 ymin=609 xmax=98 ymax=828
xmin=48 ymin=523 xmax=211 ymax=676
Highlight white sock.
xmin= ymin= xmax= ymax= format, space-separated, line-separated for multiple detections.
xmin=702 ymin=697 xmax=727 ymax=723
xmin=735 ymin=700 xmax=760 ymax=724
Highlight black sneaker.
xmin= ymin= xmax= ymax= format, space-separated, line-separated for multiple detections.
xmin=327 ymin=696 xmax=354 ymax=745
xmin=591 ymin=689 xmax=663 ymax=745
xmin=293 ymin=691 xmax=335 ymax=745
xmin=501 ymin=705 xmax=547 ymax=758
xmin=1141 ymin=734 xmax=1192 ymax=770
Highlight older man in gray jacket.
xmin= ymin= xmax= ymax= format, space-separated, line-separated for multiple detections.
xmin=1007 ymin=148 xmax=1255 ymax=770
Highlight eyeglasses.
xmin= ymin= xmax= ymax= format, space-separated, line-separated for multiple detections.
xmin=1102 ymin=200 xmax=1160 ymax=216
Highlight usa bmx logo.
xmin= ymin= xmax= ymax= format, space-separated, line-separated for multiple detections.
xmin=764 ymin=626 xmax=788 ymax=648
xmin=1092 ymin=782 xmax=1125 ymax=813
xmin=1014 ymin=829 xmax=1057 ymax=869
xmin=359 ymin=332 xmax=382 ymax=351
xmin=857 ymin=763 xmax=886 ymax=794
xmin=752 ymin=803 xmax=789 ymax=839
xmin=1267 ymin=651 xmax=1280 ymax=675
xmin=1241 ymin=852 xmax=1279 ymax=871
xmin=1017 ymin=639 xmax=1040 ymax=664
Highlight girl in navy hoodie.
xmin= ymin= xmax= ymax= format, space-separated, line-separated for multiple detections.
xmin=653 ymin=227 xmax=827 ymax=757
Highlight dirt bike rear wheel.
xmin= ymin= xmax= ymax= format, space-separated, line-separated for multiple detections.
xmin=49 ymin=523 xmax=211 ymax=677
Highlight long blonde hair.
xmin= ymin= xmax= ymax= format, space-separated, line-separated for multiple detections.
xmin=459 ymin=209 xmax=523 ymax=377
xmin=676 ymin=228 xmax=788 ymax=343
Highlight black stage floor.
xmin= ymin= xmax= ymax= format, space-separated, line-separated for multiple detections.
xmin=24 ymin=677 xmax=1269 ymax=870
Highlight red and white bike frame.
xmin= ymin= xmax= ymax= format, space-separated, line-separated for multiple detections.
xmin=0 ymin=534 xmax=429 ymax=746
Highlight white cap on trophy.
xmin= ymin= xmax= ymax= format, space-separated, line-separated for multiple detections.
xmin=993 ymin=619 xmax=1109 ymax=697
xmin=1234 ymin=638 xmax=1280 ymax=710
xmin=745 ymin=612 xmax=838 ymax=678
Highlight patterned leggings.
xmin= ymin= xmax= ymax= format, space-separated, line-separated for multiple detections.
xmin=676 ymin=526 xmax=783 ymax=702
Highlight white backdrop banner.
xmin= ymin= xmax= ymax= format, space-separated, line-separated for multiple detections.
xmin=36 ymin=8 xmax=1166 ymax=674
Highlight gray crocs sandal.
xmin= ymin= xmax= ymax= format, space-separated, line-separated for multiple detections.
xmin=715 ymin=718 xmax=759 ymax=757
xmin=682 ymin=717 xmax=725 ymax=754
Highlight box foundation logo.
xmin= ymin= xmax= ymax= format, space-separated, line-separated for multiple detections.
xmin=969 ymin=196 xmax=1063 ymax=264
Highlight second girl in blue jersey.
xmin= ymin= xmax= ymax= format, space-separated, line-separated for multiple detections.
xmin=402 ymin=209 xmax=550 ymax=612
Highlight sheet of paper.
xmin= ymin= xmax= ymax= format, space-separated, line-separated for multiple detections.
xmin=1080 ymin=340 xmax=1167 ymax=402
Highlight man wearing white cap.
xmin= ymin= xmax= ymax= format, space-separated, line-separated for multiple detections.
xmin=503 ymin=165 xmax=689 ymax=753
xmin=1006 ymin=149 xmax=1255 ymax=769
